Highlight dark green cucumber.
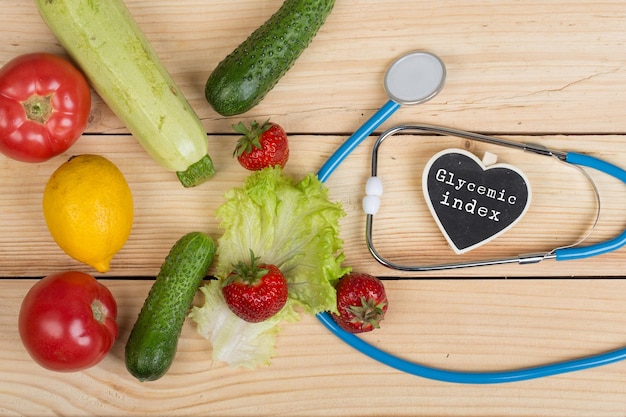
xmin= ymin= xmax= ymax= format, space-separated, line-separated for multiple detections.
xmin=205 ymin=0 xmax=335 ymax=116
xmin=125 ymin=232 xmax=215 ymax=381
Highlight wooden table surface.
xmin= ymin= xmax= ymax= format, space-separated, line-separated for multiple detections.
xmin=3 ymin=1 xmax=626 ymax=416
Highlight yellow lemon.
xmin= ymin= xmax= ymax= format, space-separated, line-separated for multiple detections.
xmin=43 ymin=154 xmax=134 ymax=273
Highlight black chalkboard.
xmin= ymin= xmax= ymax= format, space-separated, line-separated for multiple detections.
xmin=423 ymin=149 xmax=531 ymax=254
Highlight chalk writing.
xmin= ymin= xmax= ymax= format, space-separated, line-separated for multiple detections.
xmin=422 ymin=148 xmax=531 ymax=254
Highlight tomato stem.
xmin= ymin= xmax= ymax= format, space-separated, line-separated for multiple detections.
xmin=23 ymin=94 xmax=53 ymax=125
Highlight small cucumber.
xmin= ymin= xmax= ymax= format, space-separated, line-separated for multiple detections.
xmin=205 ymin=0 xmax=335 ymax=116
xmin=34 ymin=0 xmax=215 ymax=187
xmin=125 ymin=232 xmax=215 ymax=381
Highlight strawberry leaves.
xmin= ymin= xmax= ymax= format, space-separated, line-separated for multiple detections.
xmin=232 ymin=119 xmax=289 ymax=171
xmin=331 ymin=273 xmax=388 ymax=333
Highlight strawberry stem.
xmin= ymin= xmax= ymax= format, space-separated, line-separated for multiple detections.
xmin=223 ymin=249 xmax=268 ymax=287
xmin=232 ymin=119 xmax=272 ymax=157
xmin=348 ymin=297 xmax=387 ymax=329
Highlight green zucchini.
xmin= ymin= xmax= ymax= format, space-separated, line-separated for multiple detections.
xmin=125 ymin=232 xmax=215 ymax=382
xmin=34 ymin=0 xmax=215 ymax=187
xmin=205 ymin=0 xmax=335 ymax=116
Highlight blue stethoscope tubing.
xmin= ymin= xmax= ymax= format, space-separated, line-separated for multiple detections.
xmin=318 ymin=50 xmax=445 ymax=183
xmin=316 ymin=312 xmax=626 ymax=384
xmin=317 ymin=100 xmax=400 ymax=183
xmin=557 ymin=152 xmax=626 ymax=260
xmin=315 ymin=126 xmax=626 ymax=383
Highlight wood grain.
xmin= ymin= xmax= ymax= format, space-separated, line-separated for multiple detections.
xmin=4 ymin=1 xmax=626 ymax=135
xmin=3 ymin=279 xmax=626 ymax=417
xmin=3 ymin=0 xmax=626 ymax=416
xmin=2 ymin=133 xmax=626 ymax=278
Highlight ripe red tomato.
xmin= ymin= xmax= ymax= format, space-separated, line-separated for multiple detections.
xmin=18 ymin=271 xmax=118 ymax=372
xmin=0 ymin=53 xmax=91 ymax=162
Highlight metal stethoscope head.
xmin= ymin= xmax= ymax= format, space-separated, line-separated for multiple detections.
xmin=317 ymin=51 xmax=445 ymax=183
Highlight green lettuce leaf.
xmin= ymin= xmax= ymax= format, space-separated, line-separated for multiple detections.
xmin=189 ymin=283 xmax=299 ymax=369
xmin=190 ymin=167 xmax=349 ymax=368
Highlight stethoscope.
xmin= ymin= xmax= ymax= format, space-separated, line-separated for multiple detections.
xmin=315 ymin=50 xmax=626 ymax=384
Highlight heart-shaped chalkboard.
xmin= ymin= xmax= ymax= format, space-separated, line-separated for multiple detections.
xmin=422 ymin=149 xmax=531 ymax=254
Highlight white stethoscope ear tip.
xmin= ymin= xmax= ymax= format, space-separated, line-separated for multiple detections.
xmin=365 ymin=176 xmax=383 ymax=196
xmin=363 ymin=176 xmax=383 ymax=215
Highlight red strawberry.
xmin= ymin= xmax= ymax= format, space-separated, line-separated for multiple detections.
xmin=232 ymin=119 xmax=289 ymax=171
xmin=222 ymin=251 xmax=288 ymax=323
xmin=331 ymin=273 xmax=388 ymax=333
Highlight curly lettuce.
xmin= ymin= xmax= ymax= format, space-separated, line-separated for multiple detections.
xmin=190 ymin=167 xmax=349 ymax=369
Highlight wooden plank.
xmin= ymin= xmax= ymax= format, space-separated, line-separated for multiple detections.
xmin=2 ymin=1 xmax=626 ymax=135
xmin=2 ymin=133 xmax=626 ymax=278
xmin=3 ymin=278 xmax=626 ymax=416
xmin=3 ymin=1 xmax=626 ymax=416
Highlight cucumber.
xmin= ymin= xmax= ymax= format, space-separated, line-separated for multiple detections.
xmin=125 ymin=232 xmax=215 ymax=382
xmin=205 ymin=0 xmax=335 ymax=116
xmin=34 ymin=0 xmax=215 ymax=187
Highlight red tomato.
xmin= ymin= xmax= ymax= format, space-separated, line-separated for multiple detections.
xmin=0 ymin=53 xmax=91 ymax=162
xmin=18 ymin=271 xmax=118 ymax=372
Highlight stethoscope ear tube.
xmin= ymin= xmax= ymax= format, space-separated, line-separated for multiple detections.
xmin=365 ymin=124 xmax=626 ymax=270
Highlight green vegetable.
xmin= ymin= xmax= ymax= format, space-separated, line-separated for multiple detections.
xmin=34 ymin=0 xmax=215 ymax=187
xmin=205 ymin=0 xmax=335 ymax=116
xmin=189 ymin=283 xmax=299 ymax=369
xmin=125 ymin=232 xmax=216 ymax=381
xmin=189 ymin=167 xmax=349 ymax=369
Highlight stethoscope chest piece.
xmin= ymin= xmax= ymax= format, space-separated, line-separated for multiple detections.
xmin=384 ymin=51 xmax=446 ymax=105
xmin=317 ymin=51 xmax=446 ymax=182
